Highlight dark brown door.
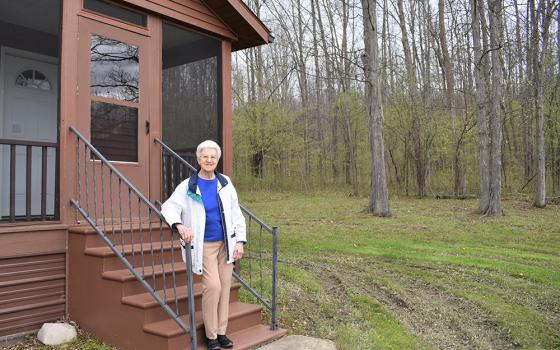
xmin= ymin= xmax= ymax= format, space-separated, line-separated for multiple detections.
xmin=77 ymin=16 xmax=151 ymax=196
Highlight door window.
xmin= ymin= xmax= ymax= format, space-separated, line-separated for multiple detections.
xmin=90 ymin=34 xmax=139 ymax=162
xmin=15 ymin=69 xmax=52 ymax=91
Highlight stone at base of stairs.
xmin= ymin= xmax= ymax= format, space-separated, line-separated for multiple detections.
xmin=254 ymin=335 xmax=336 ymax=350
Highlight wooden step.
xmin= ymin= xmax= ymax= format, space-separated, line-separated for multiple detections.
xmin=68 ymin=221 xmax=287 ymax=350
xmin=172 ymin=324 xmax=287 ymax=350
xmin=85 ymin=241 xmax=183 ymax=271
xmin=121 ymin=283 xmax=203 ymax=309
xmin=102 ymin=262 xmax=195 ymax=296
xmin=70 ymin=222 xmax=175 ymax=248
xmin=121 ymin=283 xmax=241 ymax=323
xmin=102 ymin=261 xmax=186 ymax=281
xmin=164 ymin=325 xmax=288 ymax=350
xmin=144 ymin=301 xmax=262 ymax=337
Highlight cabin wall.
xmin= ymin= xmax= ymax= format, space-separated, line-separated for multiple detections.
xmin=122 ymin=0 xmax=236 ymax=40
xmin=0 ymin=0 xmax=251 ymax=342
xmin=0 ymin=225 xmax=67 ymax=339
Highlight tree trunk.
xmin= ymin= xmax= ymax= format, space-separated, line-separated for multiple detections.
xmin=362 ymin=0 xmax=391 ymax=216
xmin=316 ymin=0 xmax=339 ymax=184
xmin=397 ymin=0 xmax=425 ymax=197
xmin=311 ymin=0 xmax=326 ymax=185
xmin=485 ymin=0 xmax=504 ymax=216
xmin=533 ymin=0 xmax=555 ymax=207
xmin=524 ymin=1 xmax=535 ymax=184
xmin=471 ymin=0 xmax=491 ymax=212
xmin=438 ymin=0 xmax=463 ymax=196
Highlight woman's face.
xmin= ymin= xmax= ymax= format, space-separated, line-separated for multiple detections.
xmin=197 ymin=148 xmax=218 ymax=173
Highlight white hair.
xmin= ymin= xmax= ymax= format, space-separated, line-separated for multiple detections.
xmin=196 ymin=140 xmax=221 ymax=160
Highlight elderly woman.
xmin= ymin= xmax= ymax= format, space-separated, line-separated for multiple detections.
xmin=161 ymin=140 xmax=246 ymax=350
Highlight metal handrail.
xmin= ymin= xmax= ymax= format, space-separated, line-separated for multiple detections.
xmin=69 ymin=127 xmax=197 ymax=349
xmin=71 ymin=127 xmax=158 ymax=215
xmin=155 ymin=138 xmax=197 ymax=172
xmin=155 ymin=137 xmax=279 ymax=330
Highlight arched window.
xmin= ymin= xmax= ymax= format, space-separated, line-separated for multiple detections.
xmin=15 ymin=69 xmax=52 ymax=91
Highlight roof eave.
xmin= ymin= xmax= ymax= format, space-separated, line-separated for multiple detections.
xmin=204 ymin=0 xmax=272 ymax=51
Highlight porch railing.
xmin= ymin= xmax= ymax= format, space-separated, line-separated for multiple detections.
xmin=0 ymin=138 xmax=58 ymax=223
xmin=155 ymin=138 xmax=279 ymax=330
xmin=69 ymin=127 xmax=197 ymax=349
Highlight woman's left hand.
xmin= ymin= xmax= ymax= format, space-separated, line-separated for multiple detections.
xmin=233 ymin=242 xmax=244 ymax=261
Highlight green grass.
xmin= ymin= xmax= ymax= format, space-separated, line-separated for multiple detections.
xmin=238 ymin=191 xmax=560 ymax=350
xmin=9 ymin=192 xmax=559 ymax=349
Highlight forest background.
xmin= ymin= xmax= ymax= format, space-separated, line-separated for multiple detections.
xmin=231 ymin=0 xmax=559 ymax=209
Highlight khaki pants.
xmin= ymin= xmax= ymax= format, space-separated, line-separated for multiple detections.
xmin=202 ymin=241 xmax=234 ymax=339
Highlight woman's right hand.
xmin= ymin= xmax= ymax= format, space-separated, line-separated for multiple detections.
xmin=175 ymin=224 xmax=193 ymax=243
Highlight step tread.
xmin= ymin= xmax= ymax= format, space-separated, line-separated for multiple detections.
xmin=70 ymin=222 xmax=170 ymax=235
xmin=85 ymin=240 xmax=180 ymax=257
xmin=102 ymin=262 xmax=187 ymax=282
xmin=122 ymin=283 xmax=241 ymax=309
xmin=191 ymin=324 xmax=288 ymax=350
xmin=144 ymin=301 xmax=262 ymax=338
xmin=122 ymin=284 xmax=202 ymax=308
xmin=188 ymin=324 xmax=288 ymax=350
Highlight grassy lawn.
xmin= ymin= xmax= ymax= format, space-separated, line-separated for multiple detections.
xmin=7 ymin=192 xmax=559 ymax=349
xmin=238 ymin=191 xmax=560 ymax=350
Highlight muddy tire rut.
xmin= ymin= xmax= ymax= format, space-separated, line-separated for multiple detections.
xmin=288 ymin=256 xmax=517 ymax=349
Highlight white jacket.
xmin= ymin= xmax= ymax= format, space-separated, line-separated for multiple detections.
xmin=161 ymin=172 xmax=246 ymax=275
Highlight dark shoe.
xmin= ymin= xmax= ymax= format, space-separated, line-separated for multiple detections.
xmin=207 ymin=338 xmax=221 ymax=350
xmin=217 ymin=334 xmax=234 ymax=348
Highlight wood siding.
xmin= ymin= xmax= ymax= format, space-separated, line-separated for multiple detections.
xmin=0 ymin=227 xmax=66 ymax=337
xmin=121 ymin=0 xmax=237 ymax=40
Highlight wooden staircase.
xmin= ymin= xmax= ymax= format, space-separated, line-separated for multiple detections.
xmin=68 ymin=225 xmax=286 ymax=350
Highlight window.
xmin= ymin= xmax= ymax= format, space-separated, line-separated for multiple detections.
xmin=162 ymin=23 xmax=221 ymax=164
xmin=91 ymin=101 xmax=138 ymax=162
xmin=83 ymin=0 xmax=147 ymax=27
xmin=90 ymin=35 xmax=139 ymax=102
xmin=90 ymin=34 xmax=139 ymax=162
xmin=15 ymin=69 xmax=52 ymax=90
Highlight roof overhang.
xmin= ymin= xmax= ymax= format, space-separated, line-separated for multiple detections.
xmin=204 ymin=0 xmax=272 ymax=51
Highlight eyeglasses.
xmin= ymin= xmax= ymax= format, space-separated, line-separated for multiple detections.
xmin=200 ymin=155 xmax=217 ymax=161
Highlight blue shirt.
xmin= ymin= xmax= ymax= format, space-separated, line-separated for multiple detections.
xmin=198 ymin=177 xmax=224 ymax=242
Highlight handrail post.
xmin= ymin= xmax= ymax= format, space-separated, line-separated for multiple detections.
xmin=271 ymin=226 xmax=279 ymax=330
xmin=184 ymin=240 xmax=197 ymax=349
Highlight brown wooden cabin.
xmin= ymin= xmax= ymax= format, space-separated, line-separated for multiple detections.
xmin=0 ymin=1 xmax=285 ymax=349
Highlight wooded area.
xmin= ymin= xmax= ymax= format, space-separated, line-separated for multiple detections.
xmin=232 ymin=0 xmax=559 ymax=215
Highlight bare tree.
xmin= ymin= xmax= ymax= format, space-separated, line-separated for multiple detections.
xmin=362 ymin=0 xmax=391 ymax=216
xmin=483 ymin=0 xmax=504 ymax=216
xmin=437 ymin=0 xmax=466 ymax=197
xmin=532 ymin=0 xmax=558 ymax=207
xmin=471 ymin=0 xmax=491 ymax=212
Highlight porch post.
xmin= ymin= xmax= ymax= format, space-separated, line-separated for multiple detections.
xmin=59 ymin=0 xmax=81 ymax=226
xmin=221 ymin=41 xmax=233 ymax=177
